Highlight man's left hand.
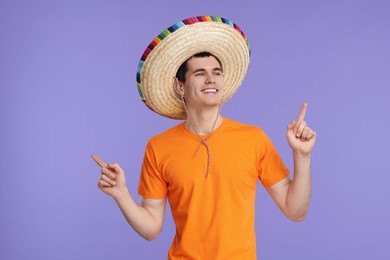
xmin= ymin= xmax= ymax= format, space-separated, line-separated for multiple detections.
xmin=286 ymin=103 xmax=317 ymax=155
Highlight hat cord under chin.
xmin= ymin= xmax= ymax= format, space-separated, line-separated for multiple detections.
xmin=181 ymin=95 xmax=220 ymax=178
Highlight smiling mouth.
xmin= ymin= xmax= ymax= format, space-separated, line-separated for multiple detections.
xmin=201 ymin=88 xmax=218 ymax=93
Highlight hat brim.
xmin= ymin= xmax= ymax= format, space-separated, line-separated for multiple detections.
xmin=137 ymin=16 xmax=251 ymax=120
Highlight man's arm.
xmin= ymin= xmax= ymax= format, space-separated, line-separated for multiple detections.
xmin=92 ymin=155 xmax=166 ymax=240
xmin=115 ymin=191 xmax=166 ymax=241
xmin=266 ymin=103 xmax=316 ymax=222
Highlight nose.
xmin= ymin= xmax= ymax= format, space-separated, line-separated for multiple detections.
xmin=205 ymin=72 xmax=215 ymax=84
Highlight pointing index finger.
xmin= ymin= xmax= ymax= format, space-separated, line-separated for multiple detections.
xmin=297 ymin=103 xmax=308 ymax=122
xmin=91 ymin=154 xmax=107 ymax=168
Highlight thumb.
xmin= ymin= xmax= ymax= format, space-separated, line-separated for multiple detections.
xmin=287 ymin=120 xmax=296 ymax=130
xmin=107 ymin=163 xmax=123 ymax=174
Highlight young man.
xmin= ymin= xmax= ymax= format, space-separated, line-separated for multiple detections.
xmin=92 ymin=16 xmax=316 ymax=259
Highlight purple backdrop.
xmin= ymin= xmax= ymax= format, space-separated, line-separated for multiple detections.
xmin=1 ymin=0 xmax=389 ymax=259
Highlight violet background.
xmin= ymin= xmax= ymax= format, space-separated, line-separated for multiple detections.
xmin=1 ymin=0 xmax=389 ymax=259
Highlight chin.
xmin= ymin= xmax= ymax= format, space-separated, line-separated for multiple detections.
xmin=203 ymin=102 xmax=221 ymax=108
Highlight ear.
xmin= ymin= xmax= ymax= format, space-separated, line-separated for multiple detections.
xmin=173 ymin=78 xmax=184 ymax=96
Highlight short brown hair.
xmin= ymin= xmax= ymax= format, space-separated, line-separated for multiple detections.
xmin=175 ymin=52 xmax=223 ymax=83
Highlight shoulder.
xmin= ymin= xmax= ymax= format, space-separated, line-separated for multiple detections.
xmin=147 ymin=123 xmax=184 ymax=146
xmin=223 ymin=117 xmax=266 ymax=136
xmin=221 ymin=118 xmax=273 ymax=148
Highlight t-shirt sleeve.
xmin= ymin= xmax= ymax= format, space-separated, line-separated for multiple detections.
xmin=138 ymin=141 xmax=168 ymax=198
xmin=257 ymin=129 xmax=290 ymax=187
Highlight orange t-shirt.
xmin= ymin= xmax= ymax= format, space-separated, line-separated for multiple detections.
xmin=138 ymin=118 xmax=289 ymax=259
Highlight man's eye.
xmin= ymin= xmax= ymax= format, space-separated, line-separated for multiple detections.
xmin=214 ymin=72 xmax=223 ymax=76
xmin=195 ymin=73 xmax=204 ymax=76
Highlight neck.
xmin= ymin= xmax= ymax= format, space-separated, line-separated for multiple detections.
xmin=184 ymin=107 xmax=222 ymax=135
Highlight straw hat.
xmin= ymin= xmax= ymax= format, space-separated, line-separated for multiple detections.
xmin=136 ymin=16 xmax=251 ymax=120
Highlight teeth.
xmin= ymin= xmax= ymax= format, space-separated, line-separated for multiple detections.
xmin=202 ymin=89 xmax=217 ymax=93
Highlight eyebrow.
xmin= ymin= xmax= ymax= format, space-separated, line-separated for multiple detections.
xmin=192 ymin=67 xmax=223 ymax=74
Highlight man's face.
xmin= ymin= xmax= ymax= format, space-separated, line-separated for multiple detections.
xmin=181 ymin=56 xmax=224 ymax=110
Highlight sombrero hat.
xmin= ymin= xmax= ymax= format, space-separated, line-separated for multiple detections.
xmin=136 ymin=16 xmax=251 ymax=120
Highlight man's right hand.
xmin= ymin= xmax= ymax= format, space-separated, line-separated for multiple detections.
xmin=92 ymin=154 xmax=128 ymax=199
xmin=91 ymin=154 xmax=166 ymax=240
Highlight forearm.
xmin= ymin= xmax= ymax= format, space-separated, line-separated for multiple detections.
xmin=114 ymin=189 xmax=162 ymax=240
xmin=286 ymin=152 xmax=312 ymax=221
